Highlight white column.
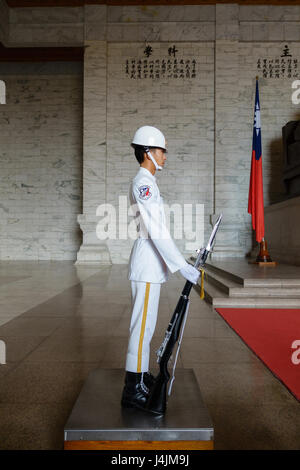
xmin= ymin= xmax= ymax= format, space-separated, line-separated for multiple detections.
xmin=76 ymin=6 xmax=111 ymax=264
xmin=212 ymin=4 xmax=245 ymax=258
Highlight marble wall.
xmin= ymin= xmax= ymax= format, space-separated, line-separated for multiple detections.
xmin=6 ymin=4 xmax=300 ymax=46
xmin=8 ymin=5 xmax=83 ymax=47
xmin=239 ymin=42 xmax=300 ymax=207
xmin=0 ymin=62 xmax=83 ymax=260
xmin=239 ymin=5 xmax=300 ymax=41
xmin=105 ymin=41 xmax=214 ymax=263
xmin=264 ymin=196 xmax=300 ymax=265
xmin=1 ymin=3 xmax=300 ymax=262
xmin=0 ymin=0 xmax=9 ymax=45
xmin=221 ymin=41 xmax=300 ymax=255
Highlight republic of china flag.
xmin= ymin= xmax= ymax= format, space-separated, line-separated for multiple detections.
xmin=248 ymin=78 xmax=265 ymax=243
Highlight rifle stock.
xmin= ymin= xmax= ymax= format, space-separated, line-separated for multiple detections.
xmin=145 ymin=214 xmax=223 ymax=415
xmin=145 ymin=289 xmax=190 ymax=414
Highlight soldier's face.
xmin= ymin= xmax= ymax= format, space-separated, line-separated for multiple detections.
xmin=153 ymin=147 xmax=167 ymax=167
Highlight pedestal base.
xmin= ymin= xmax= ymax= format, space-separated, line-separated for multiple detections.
xmin=75 ymin=213 xmax=112 ymax=265
xmin=64 ymin=368 xmax=214 ymax=450
xmin=75 ymin=243 xmax=112 ymax=265
xmin=248 ymin=260 xmax=278 ymax=267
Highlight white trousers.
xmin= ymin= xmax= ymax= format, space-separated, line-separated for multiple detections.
xmin=125 ymin=281 xmax=161 ymax=373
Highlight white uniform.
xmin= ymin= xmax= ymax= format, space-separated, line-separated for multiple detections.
xmin=127 ymin=167 xmax=187 ymax=284
xmin=125 ymin=166 xmax=187 ymax=373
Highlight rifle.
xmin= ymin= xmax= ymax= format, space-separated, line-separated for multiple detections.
xmin=145 ymin=214 xmax=223 ymax=415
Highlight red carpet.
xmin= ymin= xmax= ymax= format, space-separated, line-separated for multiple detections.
xmin=215 ymin=308 xmax=300 ymax=401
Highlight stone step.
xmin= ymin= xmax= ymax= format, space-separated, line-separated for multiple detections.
xmin=190 ymin=257 xmax=244 ymax=285
xmin=203 ymin=261 xmax=245 ymax=285
xmin=203 ymin=267 xmax=242 ymax=295
xmin=194 ymin=277 xmax=226 ymax=305
xmin=204 ymin=267 xmax=300 ymax=298
xmin=229 ymin=287 xmax=300 ymax=298
xmin=204 ymin=261 xmax=300 ymax=288
xmin=194 ymin=278 xmax=300 ymax=308
xmin=212 ymin=296 xmax=300 ymax=308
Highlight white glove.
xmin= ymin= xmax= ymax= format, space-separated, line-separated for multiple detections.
xmin=180 ymin=262 xmax=200 ymax=284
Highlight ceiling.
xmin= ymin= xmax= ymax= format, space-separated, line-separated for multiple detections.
xmin=6 ymin=0 xmax=300 ymax=8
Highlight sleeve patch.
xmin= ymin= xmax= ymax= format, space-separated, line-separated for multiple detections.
xmin=138 ymin=184 xmax=152 ymax=200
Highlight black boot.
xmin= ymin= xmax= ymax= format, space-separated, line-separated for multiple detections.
xmin=121 ymin=372 xmax=150 ymax=410
xmin=143 ymin=371 xmax=156 ymax=389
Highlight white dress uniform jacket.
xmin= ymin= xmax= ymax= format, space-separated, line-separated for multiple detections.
xmin=128 ymin=167 xmax=187 ymax=284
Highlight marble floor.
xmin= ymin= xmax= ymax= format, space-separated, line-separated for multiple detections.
xmin=0 ymin=261 xmax=299 ymax=450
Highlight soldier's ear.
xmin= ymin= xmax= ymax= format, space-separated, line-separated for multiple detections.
xmin=144 ymin=150 xmax=151 ymax=160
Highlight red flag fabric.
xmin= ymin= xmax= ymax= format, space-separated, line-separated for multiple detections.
xmin=248 ymin=79 xmax=265 ymax=243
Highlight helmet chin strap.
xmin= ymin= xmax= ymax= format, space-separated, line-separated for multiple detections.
xmin=145 ymin=147 xmax=163 ymax=171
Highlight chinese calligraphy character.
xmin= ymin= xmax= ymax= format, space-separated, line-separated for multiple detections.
xmin=124 ymin=55 xmax=198 ymax=80
xmin=137 ymin=59 xmax=142 ymax=79
xmin=154 ymin=59 xmax=160 ymax=79
xmin=143 ymin=59 xmax=148 ymax=78
xmin=168 ymin=45 xmax=178 ymax=58
xmin=161 ymin=59 xmax=166 ymax=78
xmin=191 ymin=59 xmax=196 ymax=78
xmin=144 ymin=45 xmax=153 ymax=58
xmin=281 ymin=45 xmax=292 ymax=57
xmin=293 ymin=59 xmax=299 ymax=78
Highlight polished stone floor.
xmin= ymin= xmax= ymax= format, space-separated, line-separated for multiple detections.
xmin=0 ymin=261 xmax=299 ymax=450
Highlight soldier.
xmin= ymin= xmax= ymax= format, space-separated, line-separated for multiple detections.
xmin=121 ymin=126 xmax=200 ymax=410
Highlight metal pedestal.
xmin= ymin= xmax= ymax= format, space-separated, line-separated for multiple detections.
xmin=64 ymin=368 xmax=214 ymax=450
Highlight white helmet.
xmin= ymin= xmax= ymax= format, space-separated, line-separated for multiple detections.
xmin=131 ymin=125 xmax=166 ymax=171
xmin=131 ymin=125 xmax=166 ymax=151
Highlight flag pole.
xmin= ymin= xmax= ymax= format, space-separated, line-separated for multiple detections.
xmin=255 ymin=237 xmax=274 ymax=264
xmin=249 ymin=77 xmax=277 ymax=266
xmin=255 ymin=78 xmax=276 ymax=265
